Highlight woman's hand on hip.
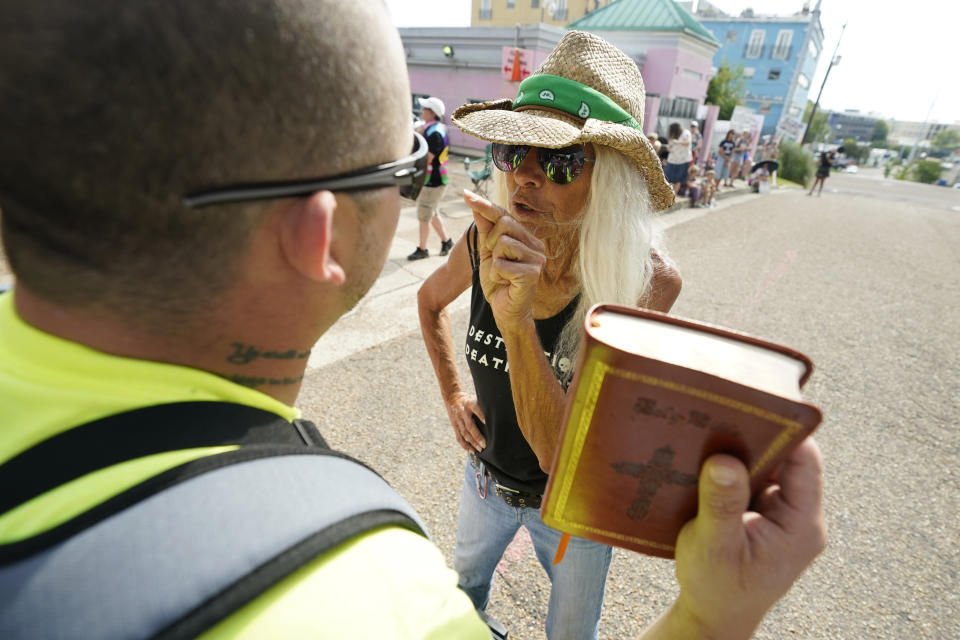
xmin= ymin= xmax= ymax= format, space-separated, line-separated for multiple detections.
xmin=444 ymin=391 xmax=487 ymax=453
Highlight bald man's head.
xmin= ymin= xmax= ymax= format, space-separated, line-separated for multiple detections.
xmin=0 ymin=0 xmax=410 ymax=319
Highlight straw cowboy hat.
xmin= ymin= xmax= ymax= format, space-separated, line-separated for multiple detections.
xmin=452 ymin=30 xmax=674 ymax=211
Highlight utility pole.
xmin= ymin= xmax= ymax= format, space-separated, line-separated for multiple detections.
xmin=801 ymin=22 xmax=846 ymax=146
xmin=906 ymin=94 xmax=938 ymax=164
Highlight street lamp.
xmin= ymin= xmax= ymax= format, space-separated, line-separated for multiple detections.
xmin=801 ymin=23 xmax=846 ymax=146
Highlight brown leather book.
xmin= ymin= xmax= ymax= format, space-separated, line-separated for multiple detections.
xmin=541 ymin=304 xmax=822 ymax=559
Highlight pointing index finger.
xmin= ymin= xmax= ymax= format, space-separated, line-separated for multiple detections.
xmin=463 ymin=189 xmax=503 ymax=225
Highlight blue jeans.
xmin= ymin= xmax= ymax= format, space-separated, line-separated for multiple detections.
xmin=716 ymin=155 xmax=730 ymax=179
xmin=453 ymin=458 xmax=613 ymax=640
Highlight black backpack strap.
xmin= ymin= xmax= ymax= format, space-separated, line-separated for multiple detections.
xmin=0 ymin=401 xmax=323 ymax=515
xmin=0 ymin=445 xmax=382 ymax=564
xmin=0 ymin=452 xmax=427 ymax=640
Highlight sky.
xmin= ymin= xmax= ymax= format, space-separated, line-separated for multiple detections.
xmin=383 ymin=0 xmax=959 ymax=124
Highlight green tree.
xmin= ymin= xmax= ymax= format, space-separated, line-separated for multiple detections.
xmin=932 ymin=129 xmax=960 ymax=151
xmin=802 ymin=101 xmax=830 ymax=144
xmin=871 ymin=120 xmax=889 ymax=146
xmin=706 ymin=62 xmax=746 ymax=121
xmin=841 ymin=138 xmax=868 ymax=164
xmin=777 ymin=140 xmax=815 ymax=186
xmin=913 ymin=159 xmax=943 ymax=184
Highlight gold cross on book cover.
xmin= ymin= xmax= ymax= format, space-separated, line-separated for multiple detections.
xmin=542 ymin=304 xmax=822 ymax=560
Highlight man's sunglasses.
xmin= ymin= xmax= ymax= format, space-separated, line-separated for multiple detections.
xmin=491 ymin=143 xmax=595 ymax=185
xmin=183 ymin=131 xmax=428 ymax=208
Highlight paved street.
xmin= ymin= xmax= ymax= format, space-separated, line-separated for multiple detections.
xmin=820 ymin=166 xmax=960 ymax=212
xmin=299 ymin=169 xmax=959 ymax=639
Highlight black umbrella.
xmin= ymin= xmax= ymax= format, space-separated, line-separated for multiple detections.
xmin=751 ymin=160 xmax=779 ymax=174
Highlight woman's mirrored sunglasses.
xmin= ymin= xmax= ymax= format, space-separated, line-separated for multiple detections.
xmin=491 ymin=143 xmax=595 ymax=185
xmin=182 ymin=131 xmax=428 ymax=208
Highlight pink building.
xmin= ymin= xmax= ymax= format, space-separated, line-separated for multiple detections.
xmin=568 ymin=0 xmax=721 ymax=136
xmin=400 ymin=25 xmax=565 ymax=152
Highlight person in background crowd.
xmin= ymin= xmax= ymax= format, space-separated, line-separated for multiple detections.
xmin=729 ymin=132 xmax=744 ymax=183
xmin=808 ymin=150 xmax=835 ymax=196
xmin=665 ymin=122 xmax=693 ymax=194
xmin=702 ymin=167 xmax=718 ymax=206
xmin=690 ymin=120 xmax=703 ymax=167
xmin=679 ymin=164 xmax=704 ymax=208
xmin=647 ymin=132 xmax=662 ymax=157
xmin=717 ymin=129 xmax=737 ymax=187
xmin=766 ymin=137 xmax=781 ymax=186
xmin=657 ymin=135 xmax=670 ymax=167
xmin=408 ymin=96 xmax=454 ymax=260
xmin=739 ymin=132 xmax=753 ymax=181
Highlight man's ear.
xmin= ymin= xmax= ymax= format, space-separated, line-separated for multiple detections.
xmin=279 ymin=190 xmax=346 ymax=285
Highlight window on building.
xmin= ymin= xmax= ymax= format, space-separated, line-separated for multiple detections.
xmin=726 ymin=30 xmax=737 ymax=42
xmin=507 ymin=0 xmax=514 ymax=7
xmin=479 ymin=0 xmax=492 ymax=20
xmin=746 ymin=29 xmax=765 ymax=59
xmin=788 ymin=105 xmax=802 ymax=118
xmin=797 ymin=73 xmax=809 ymax=89
xmin=531 ymin=0 xmax=539 ymax=7
xmin=768 ymin=69 xmax=781 ymax=81
xmin=412 ymin=93 xmax=430 ymax=116
xmin=552 ymin=0 xmax=567 ymax=20
xmin=758 ymin=102 xmax=772 ymax=115
xmin=772 ymin=30 xmax=792 ymax=59
xmin=808 ymin=40 xmax=819 ymax=60
xmin=658 ymin=96 xmax=699 ymax=119
xmin=683 ymin=68 xmax=703 ymax=81
xmin=743 ymin=66 xmax=756 ymax=78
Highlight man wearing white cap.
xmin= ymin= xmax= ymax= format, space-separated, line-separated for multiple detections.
xmin=408 ymin=96 xmax=454 ymax=260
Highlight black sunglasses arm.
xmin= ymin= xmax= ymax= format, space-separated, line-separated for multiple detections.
xmin=183 ymin=131 xmax=427 ymax=208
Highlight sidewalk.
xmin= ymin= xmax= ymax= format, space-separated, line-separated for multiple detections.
xmin=307 ymin=158 xmax=757 ymax=369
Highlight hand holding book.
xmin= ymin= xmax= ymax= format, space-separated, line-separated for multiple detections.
xmin=641 ymin=439 xmax=826 ymax=639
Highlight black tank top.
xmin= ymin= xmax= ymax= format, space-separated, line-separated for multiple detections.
xmin=466 ymin=225 xmax=578 ymax=494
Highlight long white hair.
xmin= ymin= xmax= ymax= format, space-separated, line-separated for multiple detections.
xmin=490 ymin=144 xmax=662 ymax=382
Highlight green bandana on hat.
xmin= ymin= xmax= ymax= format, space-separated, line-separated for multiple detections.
xmin=512 ymin=74 xmax=643 ymax=131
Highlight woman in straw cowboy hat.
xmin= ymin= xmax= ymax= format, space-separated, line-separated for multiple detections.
xmin=417 ymin=31 xmax=681 ymax=638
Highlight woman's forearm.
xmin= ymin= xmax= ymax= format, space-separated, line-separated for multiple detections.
xmin=418 ymin=297 xmax=465 ymax=403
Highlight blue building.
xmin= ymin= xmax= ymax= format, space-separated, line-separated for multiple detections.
xmin=695 ymin=1 xmax=824 ymax=137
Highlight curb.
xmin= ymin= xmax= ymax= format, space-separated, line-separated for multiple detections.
xmin=661 ymin=185 xmax=753 ymax=215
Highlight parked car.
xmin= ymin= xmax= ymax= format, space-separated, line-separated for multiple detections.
xmin=845 ymin=165 xmax=858 ymax=174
